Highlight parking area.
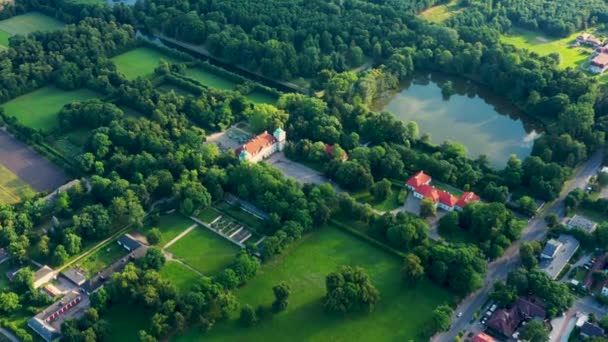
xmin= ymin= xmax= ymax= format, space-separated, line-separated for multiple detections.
xmin=266 ymin=152 xmax=335 ymax=187
xmin=206 ymin=127 xmax=252 ymax=152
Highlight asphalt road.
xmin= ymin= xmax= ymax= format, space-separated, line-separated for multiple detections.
xmin=433 ymin=151 xmax=604 ymax=342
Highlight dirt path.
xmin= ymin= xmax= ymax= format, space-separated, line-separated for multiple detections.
xmin=163 ymin=224 xmax=197 ymax=249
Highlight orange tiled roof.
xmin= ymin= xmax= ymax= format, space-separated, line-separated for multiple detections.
xmin=456 ymin=191 xmax=480 ymax=208
xmin=237 ymin=132 xmax=277 ymax=157
xmin=406 ymin=171 xmax=431 ymax=188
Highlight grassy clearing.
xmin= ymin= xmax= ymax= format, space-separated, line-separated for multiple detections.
xmin=139 ymin=213 xmax=195 ymax=247
xmin=0 ymin=12 xmax=63 ymax=36
xmin=196 ymin=206 xmax=222 ymax=224
xmin=2 ymin=86 xmax=99 ymax=131
xmin=157 ymin=83 xmax=196 ymax=97
xmin=168 ymin=226 xmax=239 ymax=275
xmin=177 ymin=224 xmax=454 ymax=342
xmin=112 ymin=47 xmax=184 ymax=80
xmin=186 ymin=67 xmax=238 ymax=91
xmin=105 ymin=304 xmax=151 ymax=342
xmin=75 ymin=241 xmax=128 ymax=277
xmin=418 ymin=0 xmax=462 ymax=24
xmin=159 ymin=261 xmax=200 ymax=294
xmin=351 ymin=186 xmax=403 ymax=212
xmin=0 ymin=29 xmax=10 ymax=47
xmin=0 ymin=163 xmax=34 ymax=204
xmin=248 ymin=90 xmax=278 ymax=105
xmin=214 ymin=201 xmax=266 ymax=232
xmin=0 ymin=262 xmax=10 ymax=290
xmin=500 ymin=28 xmax=592 ymax=69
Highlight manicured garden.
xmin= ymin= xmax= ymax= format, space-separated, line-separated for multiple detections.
xmin=1 ymin=86 xmax=99 ymax=131
xmin=214 ymin=201 xmax=266 ymax=232
xmin=139 ymin=213 xmax=195 ymax=247
xmin=195 ymin=206 xmax=222 ymax=224
xmin=351 ymin=186 xmax=403 ymax=212
xmin=0 ymin=12 xmax=64 ymax=37
xmin=111 ymin=47 xmax=184 ymax=79
xmin=176 ymin=224 xmax=454 ymax=342
xmin=500 ymin=28 xmax=592 ymax=69
xmin=247 ymin=90 xmax=278 ymax=105
xmin=186 ymin=67 xmax=238 ymax=91
xmin=0 ymin=163 xmax=34 ymax=204
xmin=167 ymin=226 xmax=239 ymax=275
xmin=75 ymin=240 xmax=129 ymax=277
xmin=159 ymin=261 xmax=200 ymax=294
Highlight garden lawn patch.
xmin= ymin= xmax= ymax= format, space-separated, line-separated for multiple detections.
xmin=112 ymin=47 xmax=184 ymax=80
xmin=176 ymin=224 xmax=455 ymax=342
xmin=0 ymin=163 xmax=34 ymax=204
xmin=160 ymin=261 xmax=200 ymax=294
xmin=2 ymin=86 xmax=99 ymax=131
xmin=196 ymin=206 xmax=222 ymax=224
xmin=0 ymin=262 xmax=10 ymax=290
xmin=500 ymin=28 xmax=592 ymax=69
xmin=139 ymin=213 xmax=194 ymax=247
xmin=247 ymin=90 xmax=278 ymax=105
xmin=75 ymin=241 xmax=129 ymax=277
xmin=214 ymin=201 xmax=266 ymax=232
xmin=0 ymin=29 xmax=10 ymax=47
xmin=351 ymin=186 xmax=402 ymax=212
xmin=105 ymin=304 xmax=151 ymax=342
xmin=0 ymin=12 xmax=63 ymax=36
xmin=186 ymin=67 xmax=238 ymax=91
xmin=418 ymin=0 xmax=462 ymax=23
xmin=167 ymin=226 xmax=239 ymax=275
xmin=48 ymin=129 xmax=89 ymax=160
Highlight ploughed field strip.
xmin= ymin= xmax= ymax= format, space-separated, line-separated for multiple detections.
xmin=0 ymin=130 xmax=68 ymax=192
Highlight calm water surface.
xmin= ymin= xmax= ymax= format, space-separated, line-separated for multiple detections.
xmin=373 ymin=73 xmax=541 ymax=167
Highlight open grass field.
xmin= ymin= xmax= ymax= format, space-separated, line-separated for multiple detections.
xmin=351 ymin=186 xmax=403 ymax=212
xmin=112 ymin=47 xmax=184 ymax=80
xmin=0 ymin=29 xmax=10 ymax=48
xmin=167 ymin=226 xmax=239 ymax=275
xmin=105 ymin=304 xmax=151 ymax=342
xmin=176 ymin=224 xmax=455 ymax=342
xmin=0 ymin=12 xmax=63 ymax=37
xmin=159 ymin=261 xmax=200 ymax=294
xmin=139 ymin=213 xmax=195 ymax=247
xmin=418 ymin=0 xmax=462 ymax=24
xmin=186 ymin=67 xmax=238 ymax=91
xmin=0 ymin=163 xmax=34 ymax=204
xmin=500 ymin=28 xmax=592 ymax=69
xmin=2 ymin=86 xmax=99 ymax=131
xmin=248 ymin=90 xmax=278 ymax=105
xmin=75 ymin=241 xmax=128 ymax=277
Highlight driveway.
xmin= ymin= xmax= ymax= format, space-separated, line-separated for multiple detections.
xmin=265 ymin=152 xmax=339 ymax=189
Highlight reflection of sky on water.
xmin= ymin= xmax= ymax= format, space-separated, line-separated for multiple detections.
xmin=107 ymin=0 xmax=136 ymax=6
xmin=376 ymin=75 xmax=540 ymax=167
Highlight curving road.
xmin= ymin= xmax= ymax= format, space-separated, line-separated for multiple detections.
xmin=433 ymin=151 xmax=603 ymax=342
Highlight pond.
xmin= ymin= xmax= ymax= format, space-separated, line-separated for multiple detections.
xmin=373 ymin=73 xmax=541 ymax=167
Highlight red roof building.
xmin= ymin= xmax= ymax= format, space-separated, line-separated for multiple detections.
xmin=235 ymin=128 xmax=286 ymax=163
xmin=413 ymin=184 xmax=440 ymax=202
xmin=406 ymin=171 xmax=432 ymax=190
xmin=455 ymin=191 xmax=480 ymax=210
xmin=591 ymin=53 xmax=608 ymax=74
xmin=472 ymin=332 xmax=495 ymax=342
xmin=438 ymin=191 xmax=458 ymax=209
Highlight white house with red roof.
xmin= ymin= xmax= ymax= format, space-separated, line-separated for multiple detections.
xmin=235 ymin=128 xmax=286 ymax=163
xmin=406 ymin=171 xmax=480 ymax=211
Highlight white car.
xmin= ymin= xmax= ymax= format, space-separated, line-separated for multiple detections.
xmin=457 ymin=312 xmax=463 ymax=318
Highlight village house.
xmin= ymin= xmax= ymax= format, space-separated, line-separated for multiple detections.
xmin=591 ymin=53 xmax=608 ymax=74
xmin=486 ymin=297 xmax=546 ymax=339
xmin=406 ymin=171 xmax=480 ymax=211
xmin=33 ymin=265 xmax=56 ymax=289
xmin=539 ymin=235 xmax=579 ymax=280
xmin=577 ymin=33 xmax=603 ymax=47
xmin=472 ymin=332 xmax=495 ymax=342
xmin=235 ymin=128 xmax=286 ymax=163
xmin=28 ymin=291 xmax=90 ymax=342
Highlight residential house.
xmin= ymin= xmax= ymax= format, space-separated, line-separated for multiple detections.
xmin=539 ymin=235 xmax=579 ymax=280
xmin=567 ymin=215 xmax=598 ymax=233
xmin=28 ymin=291 xmax=90 ymax=342
xmin=117 ymin=234 xmax=143 ymax=252
xmin=455 ymin=192 xmax=480 ymax=211
xmin=406 ymin=171 xmax=480 ymax=211
xmin=33 ymin=265 xmax=56 ymax=289
xmin=577 ymin=33 xmax=603 ymax=47
xmin=487 ymin=297 xmax=546 ymax=338
xmin=235 ymin=128 xmax=286 ymax=163
xmin=580 ymin=322 xmax=606 ymax=338
xmin=591 ymin=53 xmax=608 ymax=74
xmin=81 ymin=245 xmax=148 ymax=295
xmin=472 ymin=332 xmax=495 ymax=342
xmin=62 ymin=267 xmax=87 ymax=287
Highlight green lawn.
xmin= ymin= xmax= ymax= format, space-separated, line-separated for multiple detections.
xmin=0 ymin=262 xmax=11 ymax=290
xmin=167 ymin=226 xmax=239 ymax=275
xmin=48 ymin=129 xmax=90 ymax=160
xmin=0 ymin=30 xmax=10 ymax=47
xmin=214 ymin=202 xmax=266 ymax=232
xmin=0 ymin=12 xmax=64 ymax=36
xmin=351 ymin=186 xmax=403 ymax=212
xmin=418 ymin=0 xmax=462 ymax=23
xmin=159 ymin=261 xmax=200 ymax=294
xmin=139 ymin=213 xmax=195 ymax=247
xmin=247 ymin=90 xmax=278 ymax=105
xmin=2 ymin=86 xmax=99 ymax=131
xmin=157 ymin=83 xmax=197 ymax=97
xmin=195 ymin=206 xmax=222 ymax=224
xmin=112 ymin=47 xmax=184 ymax=80
xmin=501 ymin=28 xmax=592 ymax=69
xmin=186 ymin=67 xmax=238 ymax=91
xmin=105 ymin=304 xmax=151 ymax=342
xmin=75 ymin=241 xmax=129 ymax=277
xmin=176 ymin=224 xmax=455 ymax=342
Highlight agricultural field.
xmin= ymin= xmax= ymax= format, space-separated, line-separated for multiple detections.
xmin=186 ymin=67 xmax=238 ymax=91
xmin=0 ymin=130 xmax=68 ymax=192
xmin=111 ymin=47 xmax=184 ymax=79
xmin=159 ymin=261 xmax=200 ymax=294
xmin=0 ymin=163 xmax=34 ymax=204
xmin=75 ymin=241 xmax=129 ymax=277
xmin=138 ymin=213 xmax=195 ymax=247
xmin=2 ymin=86 xmax=99 ymax=131
xmin=177 ymin=225 xmax=455 ymax=342
xmin=0 ymin=12 xmax=63 ymax=47
xmin=167 ymin=226 xmax=239 ymax=275
xmin=418 ymin=0 xmax=462 ymax=24
xmin=500 ymin=28 xmax=592 ymax=69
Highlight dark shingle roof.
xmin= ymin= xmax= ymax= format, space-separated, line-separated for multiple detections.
xmin=581 ymin=322 xmax=605 ymax=337
xmin=117 ymin=234 xmax=142 ymax=251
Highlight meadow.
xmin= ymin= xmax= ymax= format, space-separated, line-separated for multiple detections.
xmin=0 ymin=12 xmax=63 ymax=37
xmin=0 ymin=163 xmax=34 ymax=204
xmin=159 ymin=261 xmax=200 ymax=294
xmin=247 ymin=90 xmax=278 ymax=105
xmin=75 ymin=240 xmax=129 ymax=277
xmin=111 ymin=47 xmax=184 ymax=79
xmin=176 ymin=224 xmax=455 ymax=342
xmin=2 ymin=86 xmax=99 ymax=131
xmin=138 ymin=213 xmax=195 ymax=247
xmin=167 ymin=226 xmax=239 ymax=275
xmin=186 ymin=67 xmax=238 ymax=91
xmin=500 ymin=28 xmax=592 ymax=69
